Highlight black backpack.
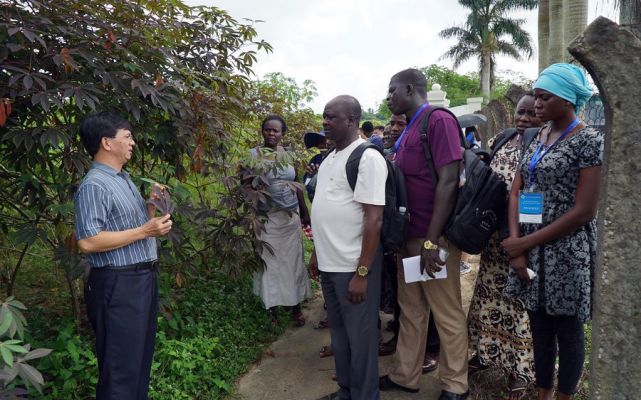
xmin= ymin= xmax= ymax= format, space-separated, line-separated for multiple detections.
xmin=345 ymin=142 xmax=409 ymax=253
xmin=419 ymin=107 xmax=507 ymax=255
xmin=489 ymin=127 xmax=540 ymax=162
xmin=488 ymin=126 xmax=541 ymax=239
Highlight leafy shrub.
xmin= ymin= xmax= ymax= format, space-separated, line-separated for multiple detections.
xmin=0 ymin=297 xmax=51 ymax=398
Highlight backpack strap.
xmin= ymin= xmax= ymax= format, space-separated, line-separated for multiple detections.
xmin=522 ymin=127 xmax=540 ymax=154
xmin=346 ymin=142 xmax=383 ymax=191
xmin=418 ymin=106 xmax=466 ymax=185
xmin=489 ymin=128 xmax=518 ymax=161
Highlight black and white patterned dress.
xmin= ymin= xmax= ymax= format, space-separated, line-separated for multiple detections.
xmin=505 ymin=126 xmax=604 ymax=323
xmin=468 ymin=134 xmax=534 ymax=382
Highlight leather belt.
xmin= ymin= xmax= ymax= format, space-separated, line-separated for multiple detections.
xmin=95 ymin=261 xmax=157 ymax=272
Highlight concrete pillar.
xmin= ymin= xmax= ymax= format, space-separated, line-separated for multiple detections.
xmin=427 ymin=84 xmax=450 ymax=108
xmin=568 ymin=16 xmax=641 ymax=400
xmin=466 ymin=97 xmax=483 ymax=113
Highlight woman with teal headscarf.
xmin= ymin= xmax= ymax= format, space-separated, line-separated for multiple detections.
xmin=502 ymin=63 xmax=603 ymax=400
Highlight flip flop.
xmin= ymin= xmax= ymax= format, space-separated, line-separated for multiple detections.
xmin=292 ymin=308 xmax=306 ymax=327
xmin=507 ymin=377 xmax=528 ymax=400
xmin=319 ymin=344 xmax=334 ymax=358
xmin=313 ymin=318 xmax=329 ymax=329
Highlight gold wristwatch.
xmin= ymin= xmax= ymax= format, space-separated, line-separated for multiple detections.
xmin=356 ymin=265 xmax=369 ymax=277
xmin=423 ymin=240 xmax=438 ymax=250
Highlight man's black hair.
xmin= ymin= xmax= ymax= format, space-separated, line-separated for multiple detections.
xmin=361 ymin=121 xmax=374 ymax=134
xmin=261 ymin=113 xmax=288 ymax=134
xmin=79 ymin=111 xmax=133 ymax=157
xmin=391 ymin=68 xmax=428 ymax=99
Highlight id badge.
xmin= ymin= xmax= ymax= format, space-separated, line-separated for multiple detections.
xmin=519 ymin=191 xmax=544 ymax=224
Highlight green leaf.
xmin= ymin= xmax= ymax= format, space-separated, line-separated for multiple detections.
xmin=0 ymin=314 xmax=13 ymax=336
xmin=1 ymin=346 xmax=14 ymax=368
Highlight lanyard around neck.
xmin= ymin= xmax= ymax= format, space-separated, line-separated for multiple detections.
xmin=528 ymin=118 xmax=580 ymax=188
xmin=394 ymin=102 xmax=429 ymax=153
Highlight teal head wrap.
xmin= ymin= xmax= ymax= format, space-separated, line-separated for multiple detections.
xmin=533 ymin=63 xmax=593 ymax=112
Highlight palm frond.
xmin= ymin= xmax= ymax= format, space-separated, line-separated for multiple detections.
xmin=493 ymin=0 xmax=538 ymax=16
xmin=495 ymin=40 xmax=523 ymax=59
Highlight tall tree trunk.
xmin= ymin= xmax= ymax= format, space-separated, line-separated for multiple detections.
xmin=620 ymin=0 xmax=641 ymax=25
xmin=563 ymin=0 xmax=588 ymax=61
xmin=480 ymin=52 xmax=491 ymax=101
xmin=548 ymin=0 xmax=565 ymax=63
xmin=538 ymin=0 xmax=550 ymax=71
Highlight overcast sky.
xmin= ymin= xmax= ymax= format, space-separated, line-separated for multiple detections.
xmin=185 ymin=1 xmax=618 ymax=113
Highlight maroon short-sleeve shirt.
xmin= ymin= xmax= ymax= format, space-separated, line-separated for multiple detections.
xmin=395 ymin=107 xmax=463 ymax=238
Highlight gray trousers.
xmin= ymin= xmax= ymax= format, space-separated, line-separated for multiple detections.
xmin=321 ymin=247 xmax=382 ymax=400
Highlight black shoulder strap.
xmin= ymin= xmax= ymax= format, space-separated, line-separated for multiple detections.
xmin=419 ymin=106 xmax=465 ymax=185
xmin=489 ymin=128 xmax=518 ymax=161
xmin=345 ymin=142 xmax=383 ymax=191
xmin=522 ymin=127 xmax=540 ymax=154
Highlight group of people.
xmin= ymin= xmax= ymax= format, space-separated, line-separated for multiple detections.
xmin=73 ymin=62 xmax=601 ymax=400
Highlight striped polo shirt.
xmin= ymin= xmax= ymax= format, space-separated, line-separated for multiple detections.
xmin=74 ymin=162 xmax=158 ymax=268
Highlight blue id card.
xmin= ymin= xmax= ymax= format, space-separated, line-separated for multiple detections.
xmin=519 ymin=191 xmax=543 ymax=224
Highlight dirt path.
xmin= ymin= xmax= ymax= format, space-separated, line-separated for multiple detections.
xmin=236 ymin=258 xmax=479 ymax=400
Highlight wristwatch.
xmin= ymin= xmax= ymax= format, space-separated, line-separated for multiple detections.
xmin=356 ymin=265 xmax=369 ymax=277
xmin=423 ymin=240 xmax=438 ymax=250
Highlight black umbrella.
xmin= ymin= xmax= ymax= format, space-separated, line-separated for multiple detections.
xmin=457 ymin=113 xmax=487 ymax=128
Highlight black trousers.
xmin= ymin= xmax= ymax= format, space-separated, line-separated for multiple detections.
xmin=527 ymin=308 xmax=585 ymax=395
xmin=85 ymin=267 xmax=159 ymax=400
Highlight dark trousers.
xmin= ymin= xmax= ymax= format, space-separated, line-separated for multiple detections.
xmin=85 ymin=267 xmax=159 ymax=400
xmin=528 ymin=308 xmax=585 ymax=395
xmin=426 ymin=313 xmax=440 ymax=354
xmin=321 ymin=247 xmax=382 ymax=400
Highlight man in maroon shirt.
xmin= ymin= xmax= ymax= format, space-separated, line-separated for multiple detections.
xmin=379 ymin=69 xmax=469 ymax=399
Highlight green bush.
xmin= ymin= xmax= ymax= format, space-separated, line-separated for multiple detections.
xmin=30 ymin=272 xmax=285 ymax=399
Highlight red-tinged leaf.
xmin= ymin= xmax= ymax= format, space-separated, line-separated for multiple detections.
xmin=22 ymin=75 xmax=33 ymax=91
xmin=8 ymin=73 xmax=22 ymax=87
xmin=7 ymin=27 xmax=20 ymax=36
xmin=20 ymin=29 xmax=36 ymax=43
xmin=6 ymin=43 xmax=23 ymax=52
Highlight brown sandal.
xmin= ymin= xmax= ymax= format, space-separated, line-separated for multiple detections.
xmin=507 ymin=377 xmax=528 ymax=400
xmin=319 ymin=344 xmax=334 ymax=358
xmin=292 ymin=308 xmax=306 ymax=327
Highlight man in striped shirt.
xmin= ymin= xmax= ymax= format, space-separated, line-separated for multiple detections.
xmin=74 ymin=112 xmax=172 ymax=400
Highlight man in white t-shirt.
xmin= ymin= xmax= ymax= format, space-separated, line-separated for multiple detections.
xmin=310 ymin=95 xmax=387 ymax=400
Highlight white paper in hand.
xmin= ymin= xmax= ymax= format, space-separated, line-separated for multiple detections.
xmin=403 ymin=256 xmax=448 ymax=283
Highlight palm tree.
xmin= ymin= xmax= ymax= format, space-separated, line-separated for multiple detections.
xmin=538 ymin=0 xmax=550 ymax=71
xmin=439 ymin=0 xmax=538 ymax=100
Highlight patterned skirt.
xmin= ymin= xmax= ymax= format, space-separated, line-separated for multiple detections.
xmin=468 ymin=233 xmax=535 ymax=383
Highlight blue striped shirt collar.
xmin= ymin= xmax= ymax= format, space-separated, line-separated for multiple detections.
xmin=91 ymin=161 xmax=130 ymax=178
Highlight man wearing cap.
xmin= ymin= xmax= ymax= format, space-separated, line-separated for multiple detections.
xmin=74 ymin=111 xmax=172 ymax=399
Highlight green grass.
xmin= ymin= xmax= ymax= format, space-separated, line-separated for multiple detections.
xmin=24 ymin=268 xmax=288 ymax=399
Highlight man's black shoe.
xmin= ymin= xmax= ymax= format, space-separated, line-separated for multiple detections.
xmin=378 ymin=375 xmax=419 ymax=393
xmin=438 ymin=389 xmax=469 ymax=400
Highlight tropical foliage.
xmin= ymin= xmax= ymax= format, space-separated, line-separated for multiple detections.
xmin=0 ymin=0 xmax=322 ymax=395
xmin=439 ymin=0 xmax=537 ymax=99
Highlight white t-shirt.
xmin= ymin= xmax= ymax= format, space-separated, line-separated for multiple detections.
xmin=311 ymin=138 xmax=387 ymax=273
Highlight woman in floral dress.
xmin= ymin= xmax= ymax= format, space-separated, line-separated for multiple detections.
xmin=503 ymin=64 xmax=602 ymax=400
xmin=468 ymin=92 xmax=542 ymax=399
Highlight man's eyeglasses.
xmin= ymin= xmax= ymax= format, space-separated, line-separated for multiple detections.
xmin=107 ymin=134 xmax=135 ymax=142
